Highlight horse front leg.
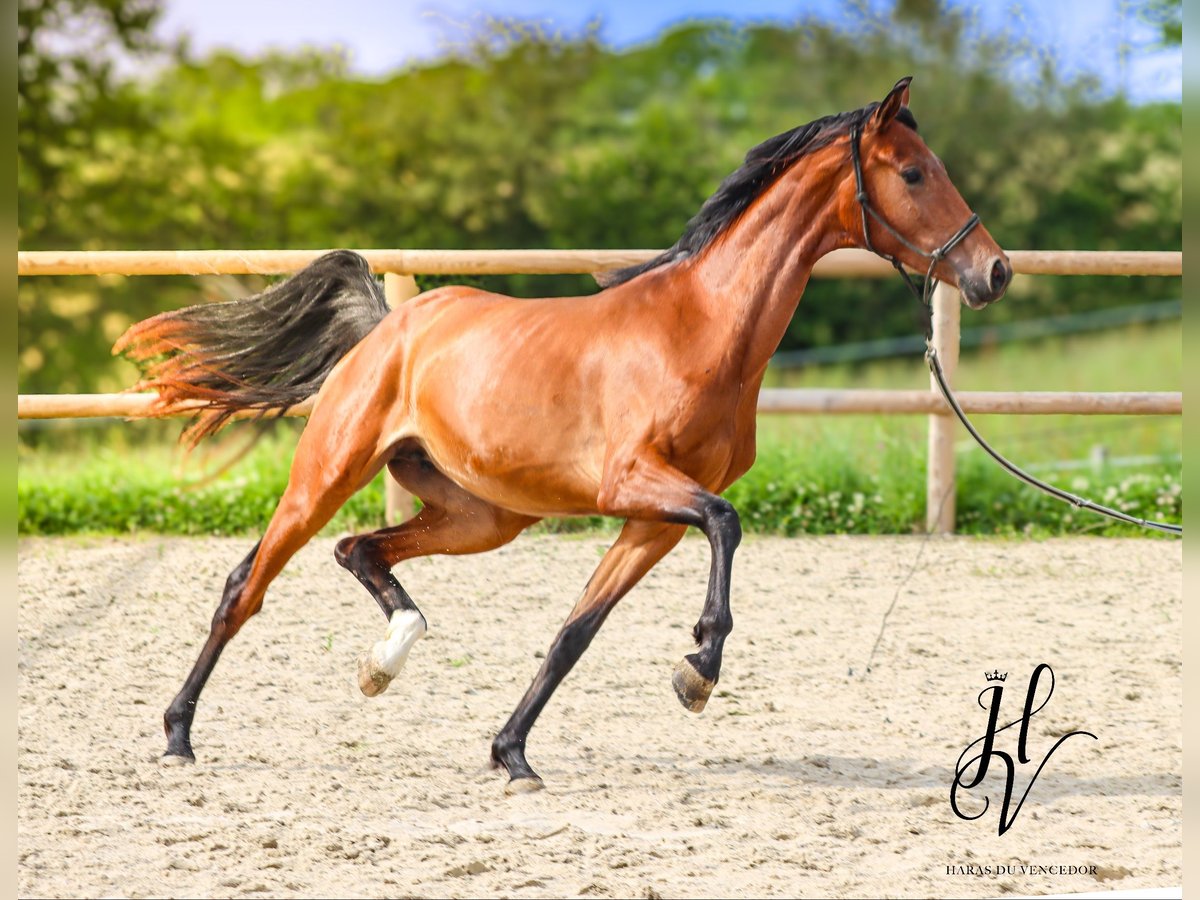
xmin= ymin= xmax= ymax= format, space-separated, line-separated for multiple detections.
xmin=597 ymin=452 xmax=742 ymax=713
xmin=671 ymin=493 xmax=741 ymax=712
xmin=491 ymin=520 xmax=685 ymax=792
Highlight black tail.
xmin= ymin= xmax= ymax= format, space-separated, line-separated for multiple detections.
xmin=114 ymin=250 xmax=389 ymax=444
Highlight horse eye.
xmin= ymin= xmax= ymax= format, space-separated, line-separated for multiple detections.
xmin=902 ymin=168 xmax=923 ymax=185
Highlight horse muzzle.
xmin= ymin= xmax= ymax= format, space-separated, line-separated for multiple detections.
xmin=957 ymin=255 xmax=1012 ymax=310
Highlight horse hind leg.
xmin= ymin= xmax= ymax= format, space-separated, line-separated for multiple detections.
xmin=162 ymin=417 xmax=392 ymax=765
xmin=336 ymin=445 xmax=538 ymax=698
xmin=162 ymin=539 xmax=261 ymax=763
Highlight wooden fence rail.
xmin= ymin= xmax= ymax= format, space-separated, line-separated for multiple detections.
xmin=16 ymin=247 xmax=1183 ymax=533
xmin=17 ymin=248 xmax=1183 ymax=278
xmin=17 ymin=390 xmax=1182 ymax=420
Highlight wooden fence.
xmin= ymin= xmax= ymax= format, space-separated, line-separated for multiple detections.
xmin=17 ymin=247 xmax=1183 ymax=533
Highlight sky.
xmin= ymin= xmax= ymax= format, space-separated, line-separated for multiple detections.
xmin=153 ymin=0 xmax=1181 ymax=102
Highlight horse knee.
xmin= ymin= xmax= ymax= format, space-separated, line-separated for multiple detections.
xmin=703 ymin=497 xmax=742 ymax=549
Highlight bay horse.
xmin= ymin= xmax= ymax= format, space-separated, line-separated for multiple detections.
xmin=115 ymin=77 xmax=1010 ymax=792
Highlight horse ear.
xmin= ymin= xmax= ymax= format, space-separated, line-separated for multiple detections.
xmin=870 ymin=76 xmax=912 ymax=129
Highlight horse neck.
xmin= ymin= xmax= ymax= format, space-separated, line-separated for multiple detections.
xmin=684 ymin=152 xmax=853 ymax=381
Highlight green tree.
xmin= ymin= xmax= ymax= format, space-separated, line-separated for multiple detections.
xmin=17 ymin=5 xmax=1180 ymax=403
xmin=1140 ymin=0 xmax=1182 ymax=46
xmin=18 ymin=0 xmax=165 ymax=243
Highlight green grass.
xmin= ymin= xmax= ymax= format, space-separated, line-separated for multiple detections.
xmin=738 ymin=320 xmax=1182 ymax=537
xmin=762 ymin=318 xmax=1181 ymax=463
xmin=17 ymin=323 xmax=1181 ymax=538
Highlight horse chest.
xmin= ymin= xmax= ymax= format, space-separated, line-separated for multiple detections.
xmin=657 ymin=382 xmax=757 ymax=488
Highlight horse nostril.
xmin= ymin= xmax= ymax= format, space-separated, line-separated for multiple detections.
xmin=990 ymin=259 xmax=1009 ymax=293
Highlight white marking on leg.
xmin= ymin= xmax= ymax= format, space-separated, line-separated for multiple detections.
xmin=369 ymin=609 xmax=427 ymax=679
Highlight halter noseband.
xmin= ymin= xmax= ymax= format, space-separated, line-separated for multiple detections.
xmin=848 ymin=122 xmax=980 ymax=308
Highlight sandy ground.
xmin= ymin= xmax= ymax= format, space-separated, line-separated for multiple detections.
xmin=18 ymin=533 xmax=1181 ymax=899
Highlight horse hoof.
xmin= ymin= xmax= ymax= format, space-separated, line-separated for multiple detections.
xmin=159 ymin=752 xmax=195 ymax=767
xmin=672 ymin=657 xmax=714 ymax=713
xmin=357 ymin=652 xmax=392 ymax=697
xmin=505 ymin=776 xmax=545 ymax=795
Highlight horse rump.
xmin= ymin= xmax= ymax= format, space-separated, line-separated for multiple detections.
xmin=114 ymin=250 xmax=390 ymax=445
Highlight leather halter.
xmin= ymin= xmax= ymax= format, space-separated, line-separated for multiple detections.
xmin=849 ymin=122 xmax=980 ymax=308
xmin=848 ymin=121 xmax=1181 ymax=536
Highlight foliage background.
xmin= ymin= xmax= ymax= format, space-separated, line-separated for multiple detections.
xmin=18 ymin=0 xmax=1181 ymax=396
xmin=15 ymin=0 xmax=1181 ymax=537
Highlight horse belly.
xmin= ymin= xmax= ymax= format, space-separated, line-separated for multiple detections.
xmin=425 ymin=431 xmax=606 ymax=517
xmin=410 ymin=357 xmax=608 ymax=516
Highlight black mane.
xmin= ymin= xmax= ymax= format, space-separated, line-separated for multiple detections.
xmin=597 ymin=103 xmax=918 ymax=288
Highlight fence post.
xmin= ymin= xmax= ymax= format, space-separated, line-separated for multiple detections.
xmin=383 ymin=272 xmax=421 ymax=525
xmin=926 ymin=281 xmax=961 ymax=534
